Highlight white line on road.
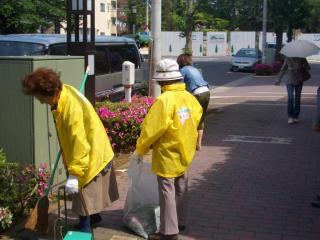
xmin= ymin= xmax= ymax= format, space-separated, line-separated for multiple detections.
xmin=211 ymin=96 xmax=314 ymax=99
xmin=223 ymin=135 xmax=292 ymax=144
xmin=212 ymin=102 xmax=316 ymax=107
xmin=249 ymin=92 xmax=315 ymax=95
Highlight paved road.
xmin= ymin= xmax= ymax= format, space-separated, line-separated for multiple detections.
xmin=193 ymin=56 xmax=250 ymax=87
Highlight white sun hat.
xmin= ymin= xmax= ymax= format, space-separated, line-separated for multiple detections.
xmin=152 ymin=59 xmax=183 ymax=81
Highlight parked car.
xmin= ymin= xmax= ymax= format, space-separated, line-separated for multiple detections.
xmin=122 ymin=32 xmax=150 ymax=48
xmin=0 ymin=34 xmax=147 ymax=101
xmin=230 ymin=48 xmax=262 ymax=71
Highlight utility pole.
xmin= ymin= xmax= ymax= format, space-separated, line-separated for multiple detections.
xmin=132 ymin=3 xmax=137 ymax=34
xmin=262 ymin=0 xmax=267 ymax=64
xmin=151 ymin=0 xmax=161 ymax=97
xmin=146 ymin=2 xmax=149 ymax=29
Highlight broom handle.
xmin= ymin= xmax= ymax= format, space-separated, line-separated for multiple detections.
xmin=80 ymin=66 xmax=90 ymax=93
xmin=44 ymin=66 xmax=90 ymax=197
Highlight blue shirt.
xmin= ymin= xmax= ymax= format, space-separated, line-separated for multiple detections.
xmin=180 ymin=65 xmax=209 ymax=93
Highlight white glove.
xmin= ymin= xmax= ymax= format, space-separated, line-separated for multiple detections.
xmin=65 ymin=175 xmax=79 ymax=194
xmin=132 ymin=150 xmax=143 ymax=163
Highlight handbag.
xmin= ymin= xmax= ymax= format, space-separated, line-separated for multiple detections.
xmin=300 ymin=66 xmax=311 ymax=82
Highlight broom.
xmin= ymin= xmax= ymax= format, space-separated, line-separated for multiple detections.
xmin=24 ymin=66 xmax=90 ymax=233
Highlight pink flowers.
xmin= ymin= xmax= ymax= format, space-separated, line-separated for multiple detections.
xmin=36 ymin=163 xmax=50 ymax=197
xmin=255 ymin=62 xmax=283 ymax=75
xmin=97 ymin=95 xmax=154 ymax=153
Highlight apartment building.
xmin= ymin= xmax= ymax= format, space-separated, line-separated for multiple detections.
xmin=60 ymin=0 xmax=117 ymax=36
xmin=96 ymin=0 xmax=117 ymax=35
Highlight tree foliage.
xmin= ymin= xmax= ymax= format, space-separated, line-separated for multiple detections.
xmin=0 ymin=0 xmax=65 ymax=34
xmin=304 ymin=0 xmax=320 ymax=32
xmin=269 ymin=0 xmax=310 ymax=59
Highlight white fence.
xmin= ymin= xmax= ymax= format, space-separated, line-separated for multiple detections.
xmin=161 ymin=32 xmax=204 ymax=57
xmin=161 ymin=31 xmax=320 ymax=59
xmin=206 ymin=32 xmax=227 ymax=56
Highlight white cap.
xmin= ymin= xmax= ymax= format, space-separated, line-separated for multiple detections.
xmin=152 ymin=59 xmax=183 ymax=81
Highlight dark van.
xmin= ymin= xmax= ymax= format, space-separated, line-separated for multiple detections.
xmin=0 ymin=34 xmax=146 ymax=101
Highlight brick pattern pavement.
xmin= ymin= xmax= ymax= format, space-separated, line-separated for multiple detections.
xmin=97 ymin=74 xmax=320 ymax=240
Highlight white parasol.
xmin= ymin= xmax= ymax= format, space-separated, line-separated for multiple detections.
xmin=280 ymin=40 xmax=320 ymax=58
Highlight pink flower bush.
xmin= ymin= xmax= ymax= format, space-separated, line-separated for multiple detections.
xmin=0 ymin=149 xmax=50 ymax=229
xmin=255 ymin=64 xmax=273 ymax=75
xmin=255 ymin=62 xmax=283 ymax=75
xmin=97 ymin=95 xmax=154 ymax=153
xmin=36 ymin=163 xmax=50 ymax=197
xmin=0 ymin=207 xmax=12 ymax=231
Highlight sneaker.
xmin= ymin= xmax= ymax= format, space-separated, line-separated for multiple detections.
xmin=293 ymin=118 xmax=300 ymax=123
xmin=288 ymin=118 xmax=294 ymax=124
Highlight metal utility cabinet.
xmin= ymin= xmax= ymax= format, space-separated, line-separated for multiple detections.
xmin=0 ymin=56 xmax=84 ymax=184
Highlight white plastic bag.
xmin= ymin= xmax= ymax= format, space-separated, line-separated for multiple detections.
xmin=123 ymin=156 xmax=160 ymax=239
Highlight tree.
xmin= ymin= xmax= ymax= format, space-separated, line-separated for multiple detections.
xmin=0 ymin=0 xmax=65 ymax=34
xmin=269 ymin=0 xmax=310 ymax=60
xmin=126 ymin=0 xmax=149 ymax=33
xmin=162 ymin=0 xmax=185 ymax=31
xmin=304 ymin=0 xmax=320 ymax=32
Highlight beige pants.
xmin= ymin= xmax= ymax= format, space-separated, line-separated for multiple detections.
xmin=72 ymin=162 xmax=119 ymax=216
xmin=157 ymin=172 xmax=189 ymax=235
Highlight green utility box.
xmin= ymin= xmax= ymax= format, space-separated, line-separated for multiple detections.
xmin=0 ymin=56 xmax=84 ymax=185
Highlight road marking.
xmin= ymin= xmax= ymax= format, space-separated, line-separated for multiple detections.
xmin=249 ymin=92 xmax=315 ymax=95
xmin=211 ymin=95 xmax=314 ymax=99
xmin=223 ymin=135 xmax=292 ymax=144
xmin=212 ymin=102 xmax=316 ymax=107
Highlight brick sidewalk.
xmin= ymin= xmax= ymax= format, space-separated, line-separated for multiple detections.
xmin=99 ymin=74 xmax=320 ymax=240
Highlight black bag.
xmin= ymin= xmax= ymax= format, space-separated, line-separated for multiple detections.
xmin=300 ymin=66 xmax=311 ymax=82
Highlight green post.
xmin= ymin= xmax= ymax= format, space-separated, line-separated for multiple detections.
xmin=215 ymin=45 xmax=218 ymax=53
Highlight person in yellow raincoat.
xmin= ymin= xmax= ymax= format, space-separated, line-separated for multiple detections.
xmin=22 ymin=68 xmax=119 ymax=233
xmin=134 ymin=59 xmax=203 ymax=240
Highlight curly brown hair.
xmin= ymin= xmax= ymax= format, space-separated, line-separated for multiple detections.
xmin=177 ymin=53 xmax=193 ymax=69
xmin=22 ymin=68 xmax=62 ymax=96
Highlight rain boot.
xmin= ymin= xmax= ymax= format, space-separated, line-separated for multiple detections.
xmin=79 ymin=215 xmax=91 ymax=233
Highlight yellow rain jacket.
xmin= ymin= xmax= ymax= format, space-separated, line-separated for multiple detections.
xmin=136 ymin=83 xmax=202 ymax=178
xmin=52 ymin=84 xmax=114 ymax=187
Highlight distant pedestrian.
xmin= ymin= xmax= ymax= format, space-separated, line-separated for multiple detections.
xmin=22 ymin=68 xmax=119 ymax=233
xmin=275 ymin=57 xmax=310 ymax=124
xmin=314 ymin=87 xmax=320 ymax=131
xmin=177 ymin=53 xmax=210 ymax=150
xmin=133 ymin=59 xmax=202 ymax=240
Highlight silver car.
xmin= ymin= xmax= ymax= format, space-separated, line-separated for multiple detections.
xmin=230 ymin=48 xmax=262 ymax=71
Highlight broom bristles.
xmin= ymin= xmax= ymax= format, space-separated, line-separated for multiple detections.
xmin=24 ymin=196 xmax=49 ymax=234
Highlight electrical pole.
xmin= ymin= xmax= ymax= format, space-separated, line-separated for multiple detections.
xmin=146 ymin=0 xmax=149 ymax=29
xmin=151 ymin=0 xmax=161 ymax=97
xmin=262 ymin=0 xmax=267 ymax=64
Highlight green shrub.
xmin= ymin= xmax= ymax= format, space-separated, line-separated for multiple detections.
xmin=0 ymin=207 xmax=13 ymax=231
xmin=97 ymin=95 xmax=154 ymax=153
xmin=0 ymin=149 xmax=50 ymax=232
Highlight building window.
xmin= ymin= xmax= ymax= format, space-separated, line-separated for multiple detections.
xmin=111 ymin=1 xmax=116 ymax=9
xmin=111 ymin=17 xmax=116 ymax=25
xmin=100 ymin=32 xmax=105 ymax=36
xmin=100 ymin=3 xmax=105 ymax=12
